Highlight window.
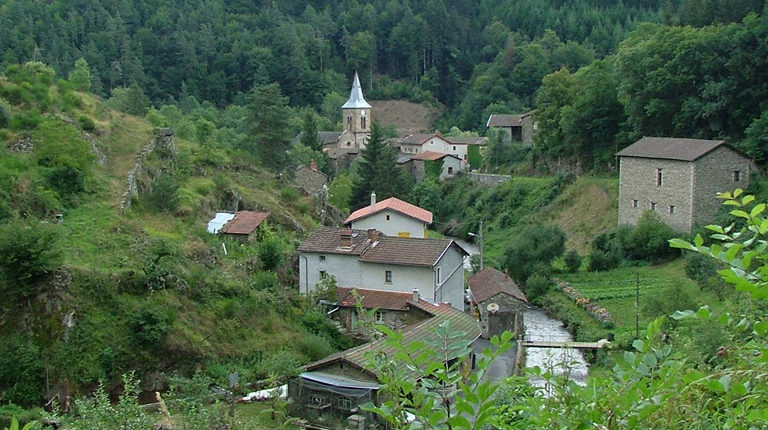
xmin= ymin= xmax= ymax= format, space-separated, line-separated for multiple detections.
xmin=375 ymin=311 xmax=384 ymax=324
xmin=386 ymin=214 xmax=390 ymax=221
xmin=337 ymin=398 xmax=353 ymax=410
xmin=656 ymin=168 xmax=663 ymax=186
xmin=361 ymin=116 xmax=366 ymax=129
xmin=669 ymin=205 xmax=675 ymax=214
xmin=733 ymin=170 xmax=741 ymax=181
xmin=650 ymin=202 xmax=657 ymax=210
xmin=347 ymin=115 xmax=352 ymax=128
xmin=436 ymin=267 xmax=442 ymax=284
xmin=453 ymin=146 xmax=456 ymax=150
xmin=448 ymin=167 xmax=454 ymax=174
xmin=319 ymin=270 xmax=327 ymax=279
xmin=464 ymin=154 xmax=468 ymax=160
xmin=385 ymin=270 xmax=392 ymax=283
xmin=319 ymin=255 xmax=326 ymax=262
xmin=631 ymin=199 xmax=639 ymax=208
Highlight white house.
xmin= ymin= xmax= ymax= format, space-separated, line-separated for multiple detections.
xmin=297 ymin=228 xmax=468 ymax=311
xmin=397 ymin=132 xmax=486 ymax=165
xmin=404 ymin=151 xmax=463 ymax=181
xmin=344 ymin=194 xmax=432 ymax=238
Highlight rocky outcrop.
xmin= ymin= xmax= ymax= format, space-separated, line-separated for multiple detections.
xmin=9 ymin=135 xmax=34 ymax=152
xmin=82 ymin=132 xmax=107 ymax=166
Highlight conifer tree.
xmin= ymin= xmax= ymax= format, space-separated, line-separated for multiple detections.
xmin=245 ymin=83 xmax=290 ymax=171
xmin=352 ymin=121 xmax=410 ymax=208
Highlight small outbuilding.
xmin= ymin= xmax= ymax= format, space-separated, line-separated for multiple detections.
xmin=218 ymin=211 xmax=270 ymax=242
xmin=467 ymin=267 xmax=528 ymax=338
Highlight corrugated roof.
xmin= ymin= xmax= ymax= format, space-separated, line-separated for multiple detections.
xmin=306 ymin=301 xmax=480 ymax=375
xmin=616 ymin=137 xmax=731 ymax=161
xmin=207 ymin=212 xmax=235 ymax=234
xmin=297 ymin=228 xmax=372 ymax=255
xmin=409 ymin=151 xmax=460 ymax=161
xmin=467 ymin=267 xmax=527 ymax=304
xmin=336 ymin=287 xmax=414 ymax=311
xmin=342 ymin=72 xmax=372 ymax=109
xmin=345 ymin=197 xmax=433 ymax=224
xmin=300 ymin=371 xmax=380 ymax=390
xmin=487 ymin=112 xmax=532 ymax=128
xmin=219 ymin=211 xmax=269 ymax=235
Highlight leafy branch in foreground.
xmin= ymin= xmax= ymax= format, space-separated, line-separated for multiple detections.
xmin=362 ymin=321 xmax=513 ymax=430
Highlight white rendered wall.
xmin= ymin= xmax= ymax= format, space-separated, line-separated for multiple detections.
xmin=351 ymin=210 xmax=427 ymax=238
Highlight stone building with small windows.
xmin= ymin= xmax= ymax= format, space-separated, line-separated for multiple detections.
xmin=617 ymin=137 xmax=752 ymax=233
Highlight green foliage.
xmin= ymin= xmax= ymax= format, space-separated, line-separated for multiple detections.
xmin=68 ymin=373 xmax=154 ymax=430
xmin=328 ymin=174 xmax=354 ymax=212
xmin=741 ymin=110 xmax=768 ymax=164
xmin=363 ymin=323 xmax=514 ymax=429
xmin=108 ymin=84 xmax=150 ymax=116
xmin=424 ymin=159 xmax=443 ymax=181
xmin=563 ymin=250 xmax=582 ymax=273
xmin=1 ymin=416 xmax=37 ymax=430
xmin=642 ymin=279 xmax=697 ymax=318
xmin=129 ymin=304 xmax=172 ymax=348
xmin=257 ymin=236 xmax=284 ymax=271
xmin=626 ymin=211 xmax=678 ymax=263
xmin=0 ymin=99 xmax=10 ymax=128
xmin=146 ymin=173 xmax=180 ymax=213
xmin=77 ymin=115 xmax=96 ymax=131
xmin=299 ymin=110 xmax=322 ymax=151
xmin=0 ymin=221 xmax=62 ymax=297
xmin=0 ymin=336 xmax=44 ymax=407
xmin=525 ymin=272 xmax=553 ymax=305
xmin=503 ymin=224 xmax=566 ymax=284
xmin=466 ymin=145 xmax=482 ymax=171
xmin=352 ymin=121 xmax=412 ymax=207
xmin=251 ymin=270 xmax=280 ymax=291
xmin=68 ymin=58 xmax=91 ymax=91
xmin=245 ymin=83 xmax=290 ymax=171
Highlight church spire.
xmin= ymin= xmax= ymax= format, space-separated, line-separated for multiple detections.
xmin=342 ymin=71 xmax=371 ymax=109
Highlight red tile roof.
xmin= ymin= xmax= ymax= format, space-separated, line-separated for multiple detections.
xmin=219 ymin=211 xmax=269 ymax=235
xmin=409 ymin=151 xmax=460 ymax=161
xmin=467 ymin=267 xmax=527 ymax=304
xmin=336 ymin=288 xmax=414 ymax=311
xmin=345 ymin=197 xmax=433 ymax=224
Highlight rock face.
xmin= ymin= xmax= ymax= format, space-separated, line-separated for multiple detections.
xmin=9 ymin=135 xmax=34 ymax=152
xmin=118 ymin=128 xmax=176 ymax=212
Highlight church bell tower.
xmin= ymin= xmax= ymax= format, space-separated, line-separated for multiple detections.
xmin=342 ymin=71 xmax=371 ymax=148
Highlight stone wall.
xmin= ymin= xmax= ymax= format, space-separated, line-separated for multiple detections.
xmin=618 ymin=157 xmax=694 ymax=232
xmin=692 ymin=146 xmax=751 ymax=227
xmin=295 ymin=166 xmax=328 ymax=196
xmin=466 ymin=172 xmax=511 ymax=186
xmin=118 ymin=128 xmax=176 ymax=212
xmin=477 ymin=293 xmax=526 ymax=339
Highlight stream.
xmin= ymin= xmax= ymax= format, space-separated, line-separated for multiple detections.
xmin=523 ymin=309 xmax=589 ymax=391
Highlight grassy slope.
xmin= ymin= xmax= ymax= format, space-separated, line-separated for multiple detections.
xmin=1 ymin=84 xmax=332 ymax=395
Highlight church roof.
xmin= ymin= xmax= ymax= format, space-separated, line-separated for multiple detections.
xmin=342 ymin=72 xmax=372 ymax=109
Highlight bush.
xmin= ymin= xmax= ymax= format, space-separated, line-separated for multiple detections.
xmin=524 ymin=273 xmax=553 ymax=305
xmin=252 ymin=270 xmax=280 ymax=291
xmin=0 ymin=98 xmax=10 ymax=128
xmin=587 ymin=249 xmax=620 ymax=272
xmin=684 ymin=253 xmax=718 ymax=285
xmin=78 ymin=115 xmax=96 ymax=131
xmin=297 ymin=334 xmax=334 ymax=361
xmin=9 ymin=110 xmax=42 ymax=130
xmin=129 ymin=306 xmax=172 ymax=348
xmin=625 ymin=211 xmax=678 ymax=263
xmin=503 ymin=224 xmax=566 ymax=284
xmin=146 ymin=173 xmax=180 ymax=213
xmin=642 ymin=280 xmax=697 ymax=318
xmin=0 ymin=221 xmax=62 ymax=297
xmin=258 ymin=236 xmax=284 ymax=271
xmin=0 ymin=336 xmax=44 ymax=407
xmin=564 ymin=250 xmax=582 ymax=273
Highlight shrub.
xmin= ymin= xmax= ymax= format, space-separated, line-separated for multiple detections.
xmin=587 ymin=249 xmax=620 ymax=272
xmin=297 ymin=334 xmax=334 ymax=361
xmin=9 ymin=111 xmax=42 ymax=130
xmin=0 ymin=221 xmax=62 ymax=297
xmin=129 ymin=306 xmax=172 ymax=348
xmin=0 ymin=336 xmax=44 ymax=407
xmin=625 ymin=211 xmax=678 ymax=263
xmin=252 ymin=270 xmax=280 ymax=291
xmin=564 ymin=250 xmax=582 ymax=273
xmin=78 ymin=115 xmax=96 ymax=131
xmin=258 ymin=236 xmax=284 ymax=271
xmin=524 ymin=273 xmax=552 ymax=305
xmin=642 ymin=280 xmax=697 ymax=318
xmin=0 ymin=99 xmax=10 ymax=128
xmin=504 ymin=224 xmax=566 ymax=284
xmin=146 ymin=173 xmax=180 ymax=213
xmin=684 ymin=253 xmax=718 ymax=285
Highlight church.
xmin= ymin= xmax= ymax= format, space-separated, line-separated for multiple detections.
xmin=295 ymin=72 xmax=372 ymax=170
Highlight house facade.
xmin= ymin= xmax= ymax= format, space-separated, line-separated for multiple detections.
xmin=618 ymin=137 xmax=751 ymax=233
xmin=486 ymin=112 xmax=536 ymax=144
xmin=397 ymin=133 xmax=485 ymax=165
xmin=297 ymin=228 xmax=467 ymax=310
xmin=402 ymin=151 xmax=462 ymax=181
xmin=345 ymin=194 xmax=432 ymax=238
xmin=295 ymin=159 xmax=329 ymax=197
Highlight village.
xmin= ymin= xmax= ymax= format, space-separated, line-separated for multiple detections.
xmin=202 ymin=73 xmax=754 ymax=428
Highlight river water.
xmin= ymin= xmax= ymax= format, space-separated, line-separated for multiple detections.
xmin=448 ymin=235 xmax=589 ymax=388
xmin=523 ymin=309 xmax=589 ymax=390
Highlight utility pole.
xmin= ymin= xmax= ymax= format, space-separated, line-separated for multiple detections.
xmin=479 ymin=220 xmax=484 ymax=270
xmin=635 ymin=273 xmax=640 ymax=339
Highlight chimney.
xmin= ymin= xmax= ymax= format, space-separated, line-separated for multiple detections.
xmin=370 ymin=192 xmax=376 ymax=211
xmin=310 ymin=158 xmax=318 ymax=171
xmin=340 ymin=229 xmax=353 ymax=247
xmin=367 ymin=228 xmax=379 ymax=242
xmin=413 ymin=289 xmax=419 ymax=303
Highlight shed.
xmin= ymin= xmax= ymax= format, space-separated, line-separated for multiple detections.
xmin=467 ymin=267 xmax=528 ymax=338
xmin=219 ymin=211 xmax=270 ymax=241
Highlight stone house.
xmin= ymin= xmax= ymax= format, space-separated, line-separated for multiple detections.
xmin=218 ymin=211 xmax=270 ymax=242
xmin=295 ymin=159 xmax=328 ymax=196
xmin=617 ymin=137 xmax=752 ymax=233
xmin=344 ymin=194 xmax=432 ymax=239
xmin=297 ymin=228 xmax=468 ymax=311
xmin=400 ymin=151 xmax=462 ymax=182
xmin=332 ymin=287 xmax=436 ymax=337
xmin=486 ymin=112 xmax=536 ymax=144
xmin=290 ymin=299 xmax=480 ymax=425
xmin=467 ymin=267 xmax=528 ymax=338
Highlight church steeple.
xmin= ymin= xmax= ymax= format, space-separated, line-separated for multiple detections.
xmin=341 ymin=72 xmax=371 ymax=147
xmin=342 ymin=71 xmax=371 ymax=109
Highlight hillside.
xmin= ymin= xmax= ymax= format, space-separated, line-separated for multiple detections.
xmin=369 ymin=100 xmax=441 ymax=135
xmin=0 ymin=65 xmax=348 ymax=411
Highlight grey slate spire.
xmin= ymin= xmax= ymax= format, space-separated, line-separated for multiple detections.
xmin=342 ymin=71 xmax=372 ymax=109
